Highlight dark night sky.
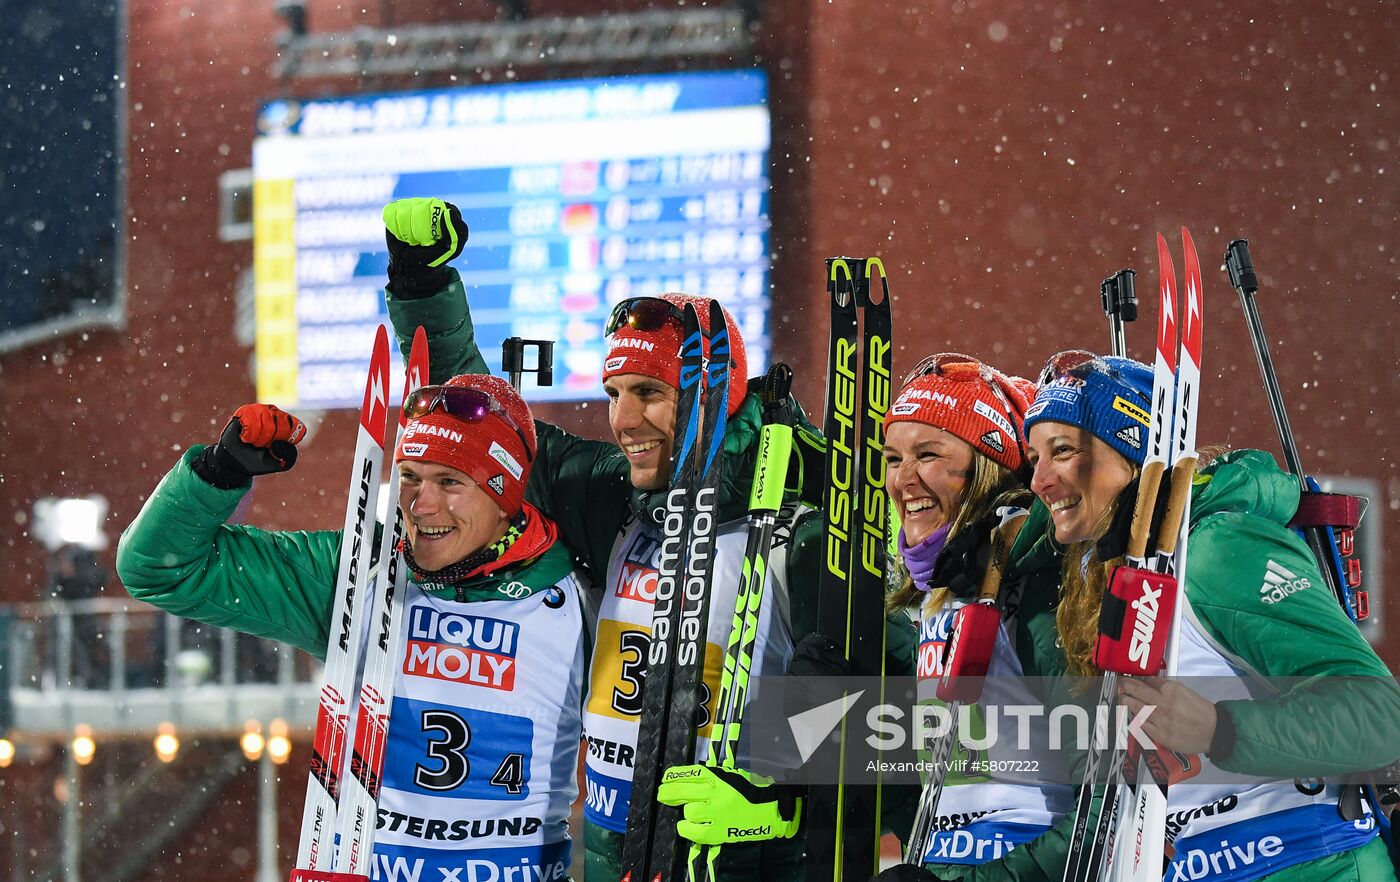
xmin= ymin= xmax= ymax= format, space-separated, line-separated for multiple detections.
xmin=0 ymin=0 xmax=119 ymax=336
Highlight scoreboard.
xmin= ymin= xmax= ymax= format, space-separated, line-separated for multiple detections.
xmin=252 ymin=70 xmax=772 ymax=408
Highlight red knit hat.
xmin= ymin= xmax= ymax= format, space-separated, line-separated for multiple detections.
xmin=601 ymin=293 xmax=748 ymax=416
xmin=394 ymin=374 xmax=536 ymax=517
xmin=885 ymin=355 xmax=1032 ymax=472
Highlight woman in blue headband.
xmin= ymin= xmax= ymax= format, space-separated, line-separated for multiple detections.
xmin=1017 ymin=351 xmax=1399 ymax=882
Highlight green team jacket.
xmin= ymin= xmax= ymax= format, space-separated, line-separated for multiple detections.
xmin=386 ymin=273 xmax=920 ymax=879
xmin=115 ymin=447 xmax=580 ymax=659
xmin=950 ymin=449 xmax=1400 ymax=882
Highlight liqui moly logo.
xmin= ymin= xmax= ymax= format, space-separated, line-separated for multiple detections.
xmin=616 ymin=562 xmax=658 ymax=603
xmin=403 ymin=607 xmax=521 ymax=690
xmin=916 ymin=614 xmax=954 ymax=679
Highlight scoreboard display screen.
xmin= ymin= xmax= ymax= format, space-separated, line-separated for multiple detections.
xmin=252 ymin=70 xmax=772 ymax=408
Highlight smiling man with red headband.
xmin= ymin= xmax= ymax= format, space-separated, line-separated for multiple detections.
xmin=117 ymin=373 xmax=590 ymax=879
xmin=379 ymin=196 xmax=924 ymax=881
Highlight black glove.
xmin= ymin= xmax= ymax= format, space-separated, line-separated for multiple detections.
xmin=871 ymin=864 xmax=946 ymax=881
xmin=788 ymin=632 xmax=850 ymax=678
xmin=192 ymin=404 xmax=305 ymax=489
xmin=930 ymin=511 xmax=999 ymax=598
xmin=382 ymin=197 xmax=470 ymax=298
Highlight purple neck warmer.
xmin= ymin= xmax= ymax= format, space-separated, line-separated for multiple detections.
xmin=899 ymin=523 xmax=952 ymax=591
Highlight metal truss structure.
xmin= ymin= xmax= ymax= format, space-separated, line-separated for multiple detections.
xmin=275 ymin=6 xmax=755 ymax=81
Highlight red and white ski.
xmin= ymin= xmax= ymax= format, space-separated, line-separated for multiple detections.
xmin=1102 ymin=229 xmax=1205 ymax=882
xmin=331 ymin=326 xmax=429 ymax=879
xmin=292 ymin=326 xmax=392 ymax=880
xmin=1063 ymin=229 xmax=1205 ymax=882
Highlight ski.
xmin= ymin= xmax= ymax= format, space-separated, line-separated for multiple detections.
xmin=620 ymin=301 xmax=728 ymax=882
xmin=902 ymin=514 xmax=1029 ymax=865
xmin=292 ymin=326 xmax=392 ymax=879
xmin=330 ymin=326 xmax=429 ymax=878
xmin=805 ymin=257 xmax=893 ymax=882
xmin=686 ymin=363 xmax=795 ymax=882
xmin=1063 ymin=229 xmax=1205 ymax=882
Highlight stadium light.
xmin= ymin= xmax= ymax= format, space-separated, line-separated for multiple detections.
xmin=71 ymin=725 xmax=95 ymax=766
xmin=267 ymin=718 xmax=291 ymax=765
xmin=154 ymin=722 xmax=179 ymax=763
xmin=32 ymin=496 xmax=109 ymax=551
xmin=241 ymin=720 xmax=266 ymax=762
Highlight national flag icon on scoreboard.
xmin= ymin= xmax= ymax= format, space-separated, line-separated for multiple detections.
xmin=568 ymin=237 xmax=599 ymax=271
xmin=561 ymin=161 xmax=600 ymax=196
xmin=561 ymin=202 xmax=599 ymax=235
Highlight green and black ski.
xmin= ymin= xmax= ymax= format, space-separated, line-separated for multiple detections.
xmin=805 ymin=257 xmax=894 ymax=882
xmin=621 ymin=301 xmax=731 ymax=882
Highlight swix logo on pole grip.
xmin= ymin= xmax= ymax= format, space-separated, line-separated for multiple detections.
xmin=1095 ymin=566 xmax=1178 ymax=675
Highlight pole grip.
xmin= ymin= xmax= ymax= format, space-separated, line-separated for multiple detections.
xmin=1126 ymin=460 xmax=1166 ymax=561
xmin=976 ymin=514 xmax=1028 ymax=602
xmin=1224 ymin=239 xmax=1258 ymax=295
xmin=1155 ymin=457 xmax=1199 ymax=558
xmin=1101 ymin=269 xmax=1139 ymax=322
xmin=500 ymin=337 xmax=555 ymax=390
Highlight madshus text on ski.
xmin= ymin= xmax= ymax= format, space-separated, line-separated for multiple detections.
xmin=114 ymin=195 xmax=1400 ymax=882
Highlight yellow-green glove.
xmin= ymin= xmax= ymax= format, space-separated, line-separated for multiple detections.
xmin=657 ymin=764 xmax=802 ymax=846
xmin=382 ymin=197 xmax=469 ymax=297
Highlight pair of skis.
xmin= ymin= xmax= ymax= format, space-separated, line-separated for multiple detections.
xmin=1063 ymin=228 xmax=1205 ymax=882
xmin=291 ymin=325 xmax=429 ymax=882
xmin=805 ymin=257 xmax=894 ymax=882
xmin=620 ymin=301 xmax=731 ymax=882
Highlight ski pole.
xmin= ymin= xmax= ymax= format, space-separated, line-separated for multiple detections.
xmin=691 ymin=363 xmax=795 ymax=882
xmin=903 ymin=515 xmax=1028 ymax=866
xmin=1224 ymin=240 xmax=1398 ymax=832
xmin=1222 ymin=240 xmax=1350 ymax=613
xmin=1099 ymin=269 xmax=1138 ymax=358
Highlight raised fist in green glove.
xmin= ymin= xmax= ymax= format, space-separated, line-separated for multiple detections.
xmin=656 ymin=764 xmax=802 ymax=846
xmin=382 ymin=197 xmax=469 ymax=298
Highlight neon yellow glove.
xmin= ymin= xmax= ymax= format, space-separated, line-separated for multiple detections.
xmin=382 ymin=197 xmax=469 ymax=296
xmin=657 ymin=764 xmax=801 ymax=846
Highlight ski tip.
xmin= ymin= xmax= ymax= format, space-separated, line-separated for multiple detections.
xmin=362 ymin=326 xmax=392 ymax=446
xmin=404 ymin=326 xmax=430 ymax=426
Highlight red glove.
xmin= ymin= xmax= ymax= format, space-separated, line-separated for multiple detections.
xmin=193 ymin=404 xmax=306 ymax=489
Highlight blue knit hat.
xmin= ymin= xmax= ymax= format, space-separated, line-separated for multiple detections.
xmin=1023 ymin=352 xmax=1154 ymax=465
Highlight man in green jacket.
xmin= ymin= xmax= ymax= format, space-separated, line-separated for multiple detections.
xmin=379 ymin=197 xmax=920 ymax=880
xmin=118 ymin=377 xmax=592 ymax=879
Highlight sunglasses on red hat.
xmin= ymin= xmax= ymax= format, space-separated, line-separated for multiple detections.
xmin=604 ymin=297 xmax=686 ymax=337
xmin=902 ymin=350 xmax=1027 ymax=453
xmin=402 ymin=385 xmax=533 ymax=462
xmin=904 ymin=351 xmax=1022 ymax=414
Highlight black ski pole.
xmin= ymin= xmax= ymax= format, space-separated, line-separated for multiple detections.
xmin=1222 ymin=240 xmax=1349 ymax=612
xmin=1100 ymin=268 xmax=1137 ymax=358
